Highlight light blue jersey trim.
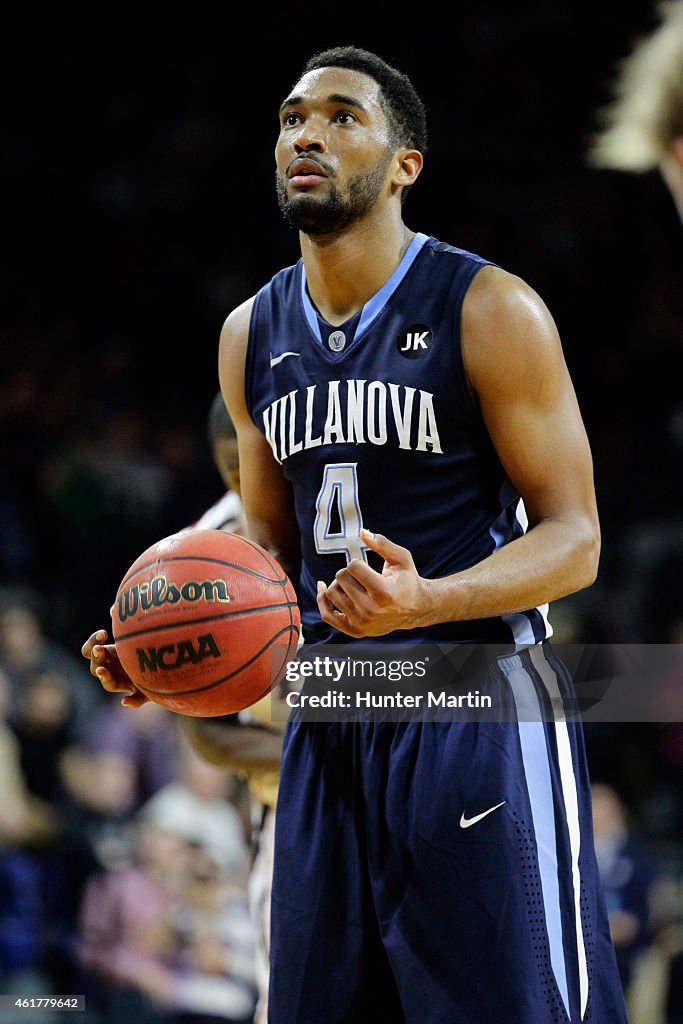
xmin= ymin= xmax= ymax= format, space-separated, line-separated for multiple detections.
xmin=300 ymin=232 xmax=431 ymax=344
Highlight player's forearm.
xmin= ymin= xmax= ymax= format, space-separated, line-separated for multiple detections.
xmin=181 ymin=718 xmax=283 ymax=772
xmin=418 ymin=515 xmax=600 ymax=627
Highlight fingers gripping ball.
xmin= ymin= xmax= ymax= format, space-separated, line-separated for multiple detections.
xmin=111 ymin=530 xmax=300 ymax=716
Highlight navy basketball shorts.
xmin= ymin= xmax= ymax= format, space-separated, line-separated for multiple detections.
xmin=268 ymin=641 xmax=629 ymax=1023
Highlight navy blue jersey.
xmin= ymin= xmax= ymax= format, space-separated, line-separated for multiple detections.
xmin=245 ymin=232 xmax=551 ymax=646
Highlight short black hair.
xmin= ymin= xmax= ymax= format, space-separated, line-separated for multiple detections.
xmin=207 ymin=391 xmax=236 ymax=448
xmin=300 ymin=45 xmax=428 ymax=154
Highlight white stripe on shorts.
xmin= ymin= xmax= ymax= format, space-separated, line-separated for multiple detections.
xmin=506 ymin=648 xmax=590 ymax=1020
xmin=529 ymin=645 xmax=589 ymax=1019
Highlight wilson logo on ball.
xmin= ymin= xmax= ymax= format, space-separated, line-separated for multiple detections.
xmin=112 ymin=530 xmax=301 ymax=717
xmin=117 ymin=575 xmax=231 ymax=622
xmin=136 ymin=633 xmax=222 ymax=673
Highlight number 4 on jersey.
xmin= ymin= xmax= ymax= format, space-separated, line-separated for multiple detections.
xmin=314 ymin=463 xmax=369 ymax=564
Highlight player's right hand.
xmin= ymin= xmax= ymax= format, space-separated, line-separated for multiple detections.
xmin=81 ymin=628 xmax=149 ymax=708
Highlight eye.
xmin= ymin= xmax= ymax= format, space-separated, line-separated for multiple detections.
xmin=334 ymin=110 xmax=357 ymax=125
xmin=282 ymin=111 xmax=303 ymax=127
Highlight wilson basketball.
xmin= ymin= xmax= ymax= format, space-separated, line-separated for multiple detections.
xmin=111 ymin=529 xmax=300 ymax=717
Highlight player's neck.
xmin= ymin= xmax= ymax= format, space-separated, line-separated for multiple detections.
xmin=299 ymin=211 xmax=414 ymax=327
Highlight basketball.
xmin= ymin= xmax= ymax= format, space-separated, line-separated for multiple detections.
xmin=111 ymin=529 xmax=300 ymax=717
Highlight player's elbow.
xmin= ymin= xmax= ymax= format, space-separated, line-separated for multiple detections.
xmin=574 ymin=516 xmax=601 ymax=590
xmin=180 ymin=717 xmax=239 ymax=769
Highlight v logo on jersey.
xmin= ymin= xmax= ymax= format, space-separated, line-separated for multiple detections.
xmin=459 ymin=801 xmax=506 ymax=829
xmin=270 ymin=351 xmax=300 ymax=368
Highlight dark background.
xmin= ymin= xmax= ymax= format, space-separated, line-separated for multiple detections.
xmin=2 ymin=7 xmax=682 ymax=731
xmin=0 ymin=11 xmax=681 ymax=1014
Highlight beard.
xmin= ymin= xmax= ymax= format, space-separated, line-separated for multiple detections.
xmin=276 ymin=154 xmax=392 ymax=236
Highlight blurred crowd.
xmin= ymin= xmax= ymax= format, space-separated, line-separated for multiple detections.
xmin=0 ymin=597 xmax=258 ymax=1024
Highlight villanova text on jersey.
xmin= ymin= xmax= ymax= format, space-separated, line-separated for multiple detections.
xmin=262 ymin=380 xmax=443 ymax=461
xmin=246 ymin=233 xmax=552 ymax=647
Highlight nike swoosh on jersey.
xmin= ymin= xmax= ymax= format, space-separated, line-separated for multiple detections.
xmin=269 ymin=351 xmax=300 ymax=367
xmin=459 ymin=800 xmax=506 ymax=828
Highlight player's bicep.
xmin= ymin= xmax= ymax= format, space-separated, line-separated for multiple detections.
xmin=462 ymin=267 xmax=599 ymax=531
xmin=218 ymin=299 xmax=300 ymax=573
xmin=237 ymin=421 xmax=299 ymax=555
xmin=481 ymin=352 xmax=594 ymax=527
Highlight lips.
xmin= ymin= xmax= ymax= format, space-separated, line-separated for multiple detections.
xmin=288 ymin=158 xmax=329 ymax=187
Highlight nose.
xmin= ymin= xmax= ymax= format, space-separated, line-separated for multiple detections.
xmin=292 ymin=117 xmax=326 ymax=155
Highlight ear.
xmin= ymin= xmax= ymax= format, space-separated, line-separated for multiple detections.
xmin=392 ymin=149 xmax=423 ymax=190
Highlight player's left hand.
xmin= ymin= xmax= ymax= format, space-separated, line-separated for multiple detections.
xmin=81 ymin=624 xmax=149 ymax=708
xmin=317 ymin=529 xmax=431 ymax=637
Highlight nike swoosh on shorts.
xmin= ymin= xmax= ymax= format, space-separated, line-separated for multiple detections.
xmin=459 ymin=800 xmax=506 ymax=828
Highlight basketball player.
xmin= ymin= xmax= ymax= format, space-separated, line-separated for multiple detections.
xmin=83 ymin=46 xmax=628 ymax=1023
xmin=587 ymin=0 xmax=683 ymax=224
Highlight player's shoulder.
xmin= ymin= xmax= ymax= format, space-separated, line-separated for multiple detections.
xmin=463 ymin=262 xmax=553 ymax=333
xmin=420 ymin=235 xmax=509 ymax=301
xmin=219 ymin=297 xmax=257 ymax=416
xmin=220 ymin=294 xmax=257 ymax=342
xmin=220 ymin=259 xmax=301 ymax=342
xmin=423 ymin=235 xmax=492 ymax=272
xmin=416 ymin=235 xmax=551 ymax=332
xmin=461 ymin=263 xmax=563 ymax=391
xmin=424 ymin=234 xmax=540 ymax=309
